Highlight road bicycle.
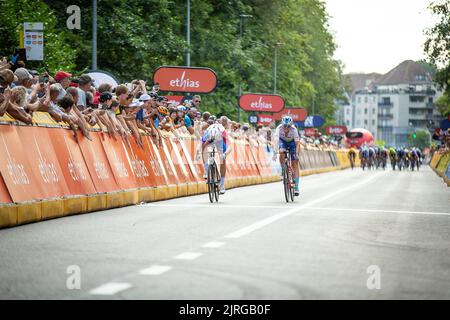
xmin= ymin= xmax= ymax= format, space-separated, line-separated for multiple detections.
xmin=207 ymin=144 xmax=221 ymax=203
xmin=281 ymin=150 xmax=295 ymax=203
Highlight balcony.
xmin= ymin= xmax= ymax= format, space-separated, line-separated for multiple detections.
xmin=405 ymin=88 xmax=436 ymax=96
xmin=409 ymin=103 xmax=431 ymax=109
xmin=377 ymin=125 xmax=393 ymax=130
xmin=378 ymin=102 xmax=393 ymax=107
xmin=378 ymin=113 xmax=393 ymax=119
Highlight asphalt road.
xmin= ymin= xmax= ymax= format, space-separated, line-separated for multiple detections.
xmin=0 ymin=166 xmax=449 ymax=299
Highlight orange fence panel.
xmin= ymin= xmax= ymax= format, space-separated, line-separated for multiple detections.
xmin=169 ymin=137 xmax=198 ymax=183
xmin=0 ymin=173 xmax=12 ymax=204
xmin=177 ymin=137 xmax=202 ymax=183
xmin=0 ymin=126 xmax=71 ymax=202
xmin=100 ymin=135 xmax=138 ymax=190
xmin=142 ymin=136 xmax=168 ymax=187
xmin=48 ymin=129 xmax=97 ymax=196
xmin=77 ymin=132 xmax=119 ymax=193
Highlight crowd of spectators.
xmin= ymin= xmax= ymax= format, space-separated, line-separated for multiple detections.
xmin=1 ymin=58 xmax=344 ymax=151
xmin=431 ymin=128 xmax=450 ymax=155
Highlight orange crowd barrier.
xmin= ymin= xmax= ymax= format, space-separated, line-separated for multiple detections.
xmin=1 ymin=122 xmax=353 ymax=228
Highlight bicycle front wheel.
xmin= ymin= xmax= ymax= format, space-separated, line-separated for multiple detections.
xmin=207 ymin=164 xmax=215 ymax=203
xmin=214 ymin=165 xmax=220 ymax=202
xmin=283 ymin=165 xmax=290 ymax=203
xmin=289 ymin=168 xmax=295 ymax=202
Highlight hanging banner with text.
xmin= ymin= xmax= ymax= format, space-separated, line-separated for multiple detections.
xmin=239 ymin=94 xmax=285 ymax=113
xmin=296 ymin=115 xmax=325 ymax=128
xmin=257 ymin=114 xmax=274 ymax=126
xmin=273 ymin=107 xmax=307 ymax=122
xmin=153 ymin=66 xmax=217 ymax=93
xmin=325 ymin=125 xmax=347 ymax=135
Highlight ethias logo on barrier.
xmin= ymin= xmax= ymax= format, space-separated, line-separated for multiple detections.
xmin=239 ymin=94 xmax=285 ymax=113
xmin=153 ymin=66 xmax=217 ymax=93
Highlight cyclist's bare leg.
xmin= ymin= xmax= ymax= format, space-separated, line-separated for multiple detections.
xmin=292 ymin=160 xmax=299 ymax=179
xmin=279 ymin=151 xmax=286 ymax=165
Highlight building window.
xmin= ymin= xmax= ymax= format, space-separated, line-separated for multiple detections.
xmin=346 ymin=108 xmax=350 ymax=115
xmin=372 ymin=108 xmax=375 ymax=114
xmin=364 ymin=108 xmax=368 ymax=115
xmin=346 ymin=120 xmax=350 ymax=126
xmin=364 ymin=96 xmax=368 ymax=103
xmin=372 ymin=120 xmax=375 ymax=125
xmin=364 ymin=120 xmax=368 ymax=125
xmin=357 ymin=97 xmax=361 ymax=103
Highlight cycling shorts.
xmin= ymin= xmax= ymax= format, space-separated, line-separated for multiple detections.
xmin=279 ymin=139 xmax=298 ymax=160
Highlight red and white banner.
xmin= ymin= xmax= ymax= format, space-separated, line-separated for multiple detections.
xmin=239 ymin=94 xmax=285 ymax=113
xmin=153 ymin=66 xmax=217 ymax=93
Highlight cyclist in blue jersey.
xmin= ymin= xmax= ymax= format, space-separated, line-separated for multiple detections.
xmin=273 ymin=116 xmax=301 ymax=196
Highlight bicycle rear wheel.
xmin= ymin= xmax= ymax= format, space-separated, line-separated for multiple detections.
xmin=207 ymin=164 xmax=215 ymax=203
xmin=289 ymin=168 xmax=295 ymax=202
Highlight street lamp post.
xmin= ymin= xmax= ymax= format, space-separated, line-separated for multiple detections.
xmin=237 ymin=14 xmax=252 ymax=122
xmin=273 ymin=42 xmax=283 ymax=94
xmin=186 ymin=0 xmax=191 ymax=67
xmin=92 ymin=0 xmax=97 ymax=70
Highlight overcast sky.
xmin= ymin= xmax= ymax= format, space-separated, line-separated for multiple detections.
xmin=323 ymin=0 xmax=438 ymax=75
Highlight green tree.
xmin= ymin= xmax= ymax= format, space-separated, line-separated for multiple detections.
xmin=424 ymin=0 xmax=450 ymax=117
xmin=0 ymin=0 xmax=77 ymax=72
xmin=408 ymin=130 xmax=431 ymax=149
xmin=2 ymin=0 xmax=343 ymax=123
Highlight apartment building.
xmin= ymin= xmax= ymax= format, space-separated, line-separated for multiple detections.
xmin=341 ymin=60 xmax=443 ymax=147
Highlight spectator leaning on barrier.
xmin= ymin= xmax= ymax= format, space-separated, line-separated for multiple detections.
xmin=13 ymin=67 xmax=33 ymax=89
xmin=66 ymin=86 xmax=93 ymax=140
xmin=136 ymin=93 xmax=163 ymax=145
xmin=184 ymin=107 xmax=197 ymax=135
xmin=75 ymin=74 xmax=93 ymax=111
xmin=54 ymin=70 xmax=72 ymax=100
xmin=2 ymin=86 xmax=33 ymax=124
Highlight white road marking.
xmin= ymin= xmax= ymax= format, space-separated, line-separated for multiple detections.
xmin=202 ymin=241 xmax=225 ymax=248
xmin=139 ymin=265 xmax=172 ymax=275
xmin=89 ymin=282 xmax=132 ymax=295
xmin=308 ymin=207 xmax=450 ymax=217
xmin=138 ymin=203 xmax=286 ymax=209
xmin=174 ymin=252 xmax=203 ymax=260
xmin=224 ymin=172 xmax=385 ymax=239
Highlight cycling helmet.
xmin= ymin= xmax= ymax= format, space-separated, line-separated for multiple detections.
xmin=177 ymin=105 xmax=187 ymax=112
xmin=157 ymin=106 xmax=169 ymax=116
xmin=206 ymin=124 xmax=223 ymax=142
xmin=281 ymin=115 xmax=293 ymax=127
